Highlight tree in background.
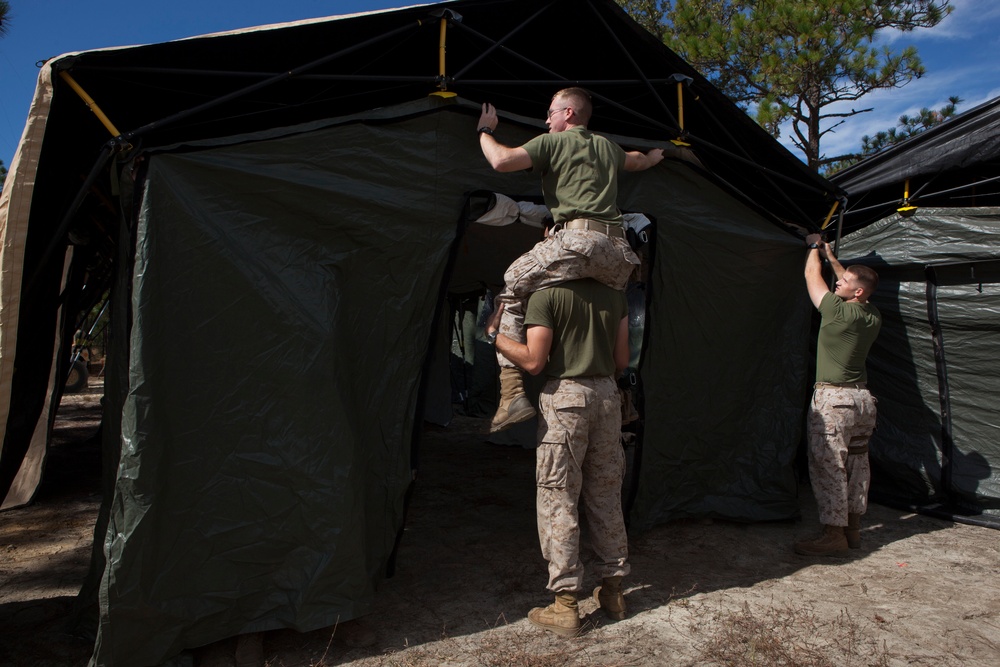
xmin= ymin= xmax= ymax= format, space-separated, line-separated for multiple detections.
xmin=861 ymin=94 xmax=962 ymax=155
xmin=617 ymin=0 xmax=952 ymax=172
xmin=1 ymin=160 xmax=7 ymax=188
xmin=618 ymin=0 xmax=667 ymax=38
xmin=822 ymin=96 xmax=962 ymax=175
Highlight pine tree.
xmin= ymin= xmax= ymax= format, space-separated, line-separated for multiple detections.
xmin=618 ymin=0 xmax=952 ymax=171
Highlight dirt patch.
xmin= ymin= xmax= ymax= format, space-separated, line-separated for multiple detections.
xmin=2 ymin=390 xmax=999 ymax=666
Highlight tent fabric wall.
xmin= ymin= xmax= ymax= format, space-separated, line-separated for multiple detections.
xmin=88 ymin=102 xmax=548 ymax=666
xmin=839 ymin=208 xmax=1000 ymax=521
xmin=628 ymin=165 xmax=812 ymax=528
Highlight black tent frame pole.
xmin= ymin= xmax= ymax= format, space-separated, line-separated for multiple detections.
xmin=449 ymin=1 xmax=556 ymax=81
xmin=844 ymin=174 xmax=1000 ymax=218
xmin=686 ymin=134 xmax=835 ymax=198
xmin=69 ymin=67 xmax=444 ymax=82
xmin=448 ymin=20 xmax=680 ymax=136
xmin=690 ymin=97 xmax=827 ymax=224
xmin=925 ymin=267 xmax=956 ymax=503
xmin=833 ymin=197 xmax=846 ymax=251
xmin=584 ymin=0 xmax=679 ymax=128
xmin=25 ymin=142 xmax=116 ymax=294
xmin=71 ymin=66 xmax=690 ymax=89
xmin=115 ymin=19 xmax=427 ymax=143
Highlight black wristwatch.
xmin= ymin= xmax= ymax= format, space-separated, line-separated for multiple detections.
xmin=808 ymin=242 xmax=820 ymax=249
xmin=486 ymin=330 xmax=498 ymax=345
xmin=478 ymin=126 xmax=494 ymax=136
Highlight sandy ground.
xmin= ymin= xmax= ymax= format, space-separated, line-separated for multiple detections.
xmin=2 ymin=385 xmax=999 ymax=666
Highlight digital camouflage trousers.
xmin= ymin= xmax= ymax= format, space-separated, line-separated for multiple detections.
xmin=535 ymin=376 xmax=629 ymax=593
xmin=807 ymin=384 xmax=877 ymax=526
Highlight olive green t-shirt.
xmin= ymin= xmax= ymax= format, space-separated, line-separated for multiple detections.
xmin=524 ymin=279 xmax=628 ymax=379
xmin=815 ymin=292 xmax=882 ymax=383
xmin=522 ymin=126 xmax=626 ymax=225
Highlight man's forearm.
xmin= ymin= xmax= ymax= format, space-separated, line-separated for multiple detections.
xmin=623 ymin=148 xmax=664 ymax=172
xmin=805 ymin=247 xmax=830 ymax=308
xmin=495 ymin=334 xmax=546 ymax=375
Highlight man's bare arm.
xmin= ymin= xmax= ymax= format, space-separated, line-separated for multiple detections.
xmin=485 ymin=303 xmax=552 ymax=375
xmin=495 ymin=325 xmax=553 ymax=375
xmin=623 ymin=148 xmax=664 ymax=172
xmin=804 ymin=234 xmax=830 ymax=309
xmin=806 ymin=233 xmax=845 ymax=280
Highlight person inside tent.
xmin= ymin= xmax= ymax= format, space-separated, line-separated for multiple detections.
xmin=477 ymin=88 xmax=664 ymax=433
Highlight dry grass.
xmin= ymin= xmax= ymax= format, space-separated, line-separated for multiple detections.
xmin=691 ymin=601 xmax=890 ymax=667
xmin=258 ymin=586 xmax=896 ymax=667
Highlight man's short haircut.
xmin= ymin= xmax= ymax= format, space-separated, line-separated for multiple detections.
xmin=847 ymin=265 xmax=879 ymax=294
xmin=554 ymin=87 xmax=593 ymax=125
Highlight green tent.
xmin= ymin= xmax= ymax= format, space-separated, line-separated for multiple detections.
xmin=833 ymin=96 xmax=1000 ymax=527
xmin=0 ymin=1 xmax=841 ymax=664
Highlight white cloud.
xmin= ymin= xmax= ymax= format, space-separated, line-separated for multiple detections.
xmin=878 ymin=0 xmax=1000 ymax=44
xmin=776 ymin=0 xmax=1000 ymax=164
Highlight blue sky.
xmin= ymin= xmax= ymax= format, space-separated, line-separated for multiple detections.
xmin=1 ymin=0 xmax=998 ymax=169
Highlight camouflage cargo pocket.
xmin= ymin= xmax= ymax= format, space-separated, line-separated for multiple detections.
xmin=849 ymin=391 xmax=877 ymax=438
xmin=536 ymin=439 xmax=571 ymax=489
xmin=553 ymin=230 xmax=597 ymax=261
xmin=536 ymin=386 xmax=587 ymax=489
xmin=808 ymin=389 xmax=851 ymax=435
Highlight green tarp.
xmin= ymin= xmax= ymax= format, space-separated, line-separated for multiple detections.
xmin=839 ymin=208 xmax=1000 ymax=521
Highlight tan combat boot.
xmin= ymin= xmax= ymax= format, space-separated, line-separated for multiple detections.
xmin=794 ymin=524 xmax=850 ymax=557
xmin=846 ymin=513 xmax=862 ymax=549
xmin=593 ymin=575 xmax=627 ymax=620
xmin=490 ymin=367 xmax=536 ymax=433
xmin=527 ymin=591 xmax=580 ymax=637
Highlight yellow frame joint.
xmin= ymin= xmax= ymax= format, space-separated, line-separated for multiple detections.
xmin=671 ymin=81 xmax=691 ymax=147
xmin=898 ymin=178 xmax=918 ymax=216
xmin=430 ymin=17 xmax=456 ymax=98
xmin=59 ymin=71 xmax=126 ymax=141
xmin=820 ymin=200 xmax=839 ymax=231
